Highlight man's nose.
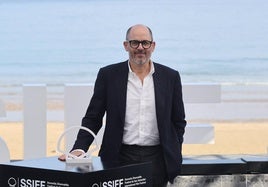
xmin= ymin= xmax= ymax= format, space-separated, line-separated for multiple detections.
xmin=137 ymin=43 xmax=144 ymax=49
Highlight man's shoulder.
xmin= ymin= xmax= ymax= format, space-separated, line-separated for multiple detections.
xmin=154 ymin=62 xmax=178 ymax=74
xmin=102 ymin=61 xmax=128 ymax=70
xmin=98 ymin=61 xmax=128 ymax=77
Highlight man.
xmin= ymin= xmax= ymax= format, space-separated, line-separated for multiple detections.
xmin=59 ymin=24 xmax=186 ymax=186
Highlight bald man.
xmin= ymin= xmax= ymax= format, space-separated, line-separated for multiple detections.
xmin=59 ymin=24 xmax=186 ymax=186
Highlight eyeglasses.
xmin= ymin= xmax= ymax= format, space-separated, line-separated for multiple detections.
xmin=127 ymin=40 xmax=153 ymax=49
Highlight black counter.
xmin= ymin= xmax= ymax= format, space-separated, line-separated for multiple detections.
xmin=0 ymin=156 xmax=152 ymax=187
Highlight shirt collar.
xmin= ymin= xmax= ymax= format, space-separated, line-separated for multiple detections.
xmin=128 ymin=60 xmax=155 ymax=76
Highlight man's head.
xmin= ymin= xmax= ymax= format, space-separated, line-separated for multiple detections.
xmin=124 ymin=24 xmax=155 ymax=66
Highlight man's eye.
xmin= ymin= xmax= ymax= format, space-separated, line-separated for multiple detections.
xmin=142 ymin=41 xmax=150 ymax=45
xmin=132 ymin=41 xmax=139 ymax=45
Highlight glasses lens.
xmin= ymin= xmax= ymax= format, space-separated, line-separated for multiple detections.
xmin=141 ymin=41 xmax=151 ymax=49
xmin=130 ymin=40 xmax=140 ymax=48
xmin=129 ymin=40 xmax=152 ymax=49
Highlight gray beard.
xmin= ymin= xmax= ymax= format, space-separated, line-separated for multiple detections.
xmin=134 ymin=59 xmax=146 ymax=65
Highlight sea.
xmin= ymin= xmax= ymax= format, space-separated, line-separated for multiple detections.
xmin=1 ymin=0 xmax=268 ymax=101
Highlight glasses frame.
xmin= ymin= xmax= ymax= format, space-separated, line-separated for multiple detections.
xmin=127 ymin=40 xmax=153 ymax=49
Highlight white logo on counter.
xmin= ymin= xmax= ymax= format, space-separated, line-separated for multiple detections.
xmin=20 ymin=178 xmax=46 ymax=187
xmin=8 ymin=177 xmax=17 ymax=187
xmin=92 ymin=179 xmax=124 ymax=187
xmin=7 ymin=177 xmax=46 ymax=187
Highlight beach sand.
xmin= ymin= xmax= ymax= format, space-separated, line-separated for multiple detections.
xmin=1 ymin=121 xmax=268 ymax=160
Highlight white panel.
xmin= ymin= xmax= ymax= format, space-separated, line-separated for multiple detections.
xmin=183 ymin=83 xmax=221 ymax=103
xmin=0 ymin=99 xmax=6 ymax=117
xmin=184 ymin=124 xmax=215 ymax=144
xmin=23 ymin=84 xmax=47 ymax=159
xmin=63 ymin=84 xmax=216 ymax=148
xmin=0 ymin=136 xmax=10 ymax=163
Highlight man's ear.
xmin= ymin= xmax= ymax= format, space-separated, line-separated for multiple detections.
xmin=123 ymin=41 xmax=129 ymax=51
xmin=151 ymin=41 xmax=156 ymax=52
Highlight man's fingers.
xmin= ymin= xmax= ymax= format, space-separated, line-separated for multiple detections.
xmin=58 ymin=150 xmax=84 ymax=161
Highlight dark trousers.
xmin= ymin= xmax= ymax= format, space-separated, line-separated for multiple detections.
xmin=119 ymin=144 xmax=168 ymax=187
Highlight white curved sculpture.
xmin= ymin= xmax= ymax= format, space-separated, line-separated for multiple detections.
xmin=57 ymin=126 xmax=98 ymax=164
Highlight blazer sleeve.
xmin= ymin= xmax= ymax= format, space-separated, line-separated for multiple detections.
xmin=172 ymin=71 xmax=187 ymax=143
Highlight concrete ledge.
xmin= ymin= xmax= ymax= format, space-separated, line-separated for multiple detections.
xmin=172 ymin=174 xmax=268 ymax=187
xmin=182 ymin=158 xmax=246 ymax=175
xmin=181 ymin=155 xmax=268 ymax=175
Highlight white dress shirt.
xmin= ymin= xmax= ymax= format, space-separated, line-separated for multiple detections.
xmin=122 ymin=62 xmax=160 ymax=146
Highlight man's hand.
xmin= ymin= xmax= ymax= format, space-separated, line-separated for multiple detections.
xmin=58 ymin=150 xmax=85 ymax=161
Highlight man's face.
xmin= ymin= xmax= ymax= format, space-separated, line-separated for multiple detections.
xmin=124 ymin=26 xmax=155 ymax=66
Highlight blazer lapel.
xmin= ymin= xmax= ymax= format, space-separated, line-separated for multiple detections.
xmin=153 ymin=64 xmax=167 ymax=127
xmin=115 ymin=61 xmax=129 ymax=123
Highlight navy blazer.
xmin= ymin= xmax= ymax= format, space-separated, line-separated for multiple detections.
xmin=72 ymin=60 xmax=186 ymax=181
